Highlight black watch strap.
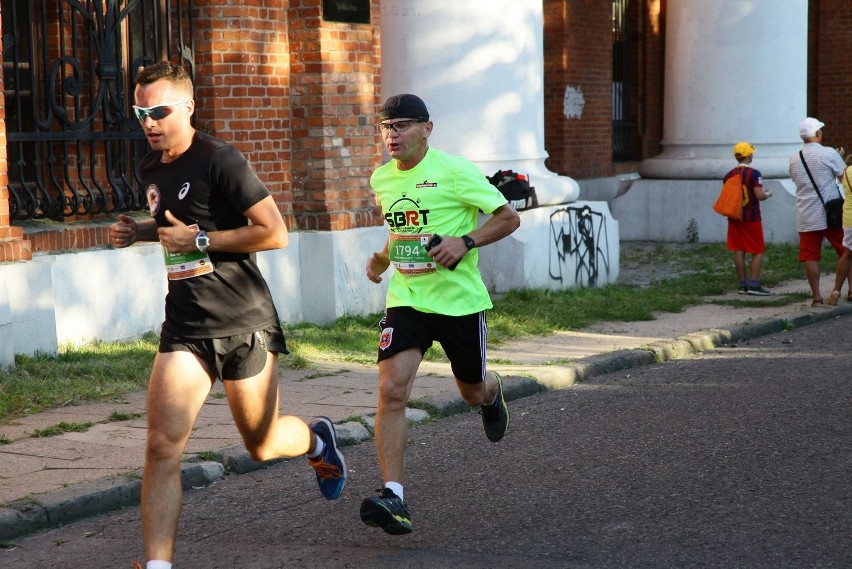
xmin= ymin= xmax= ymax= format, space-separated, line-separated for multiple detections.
xmin=462 ymin=235 xmax=476 ymax=250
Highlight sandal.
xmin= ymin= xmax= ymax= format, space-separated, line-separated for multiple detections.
xmin=827 ymin=291 xmax=842 ymax=306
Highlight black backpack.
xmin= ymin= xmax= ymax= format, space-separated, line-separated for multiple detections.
xmin=487 ymin=170 xmax=538 ymax=211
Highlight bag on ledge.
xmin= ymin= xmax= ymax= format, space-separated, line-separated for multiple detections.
xmin=487 ymin=170 xmax=538 ymax=211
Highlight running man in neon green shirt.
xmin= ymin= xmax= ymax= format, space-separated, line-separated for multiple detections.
xmin=360 ymin=94 xmax=521 ymax=535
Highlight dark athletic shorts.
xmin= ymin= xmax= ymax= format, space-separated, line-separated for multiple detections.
xmin=159 ymin=323 xmax=288 ymax=381
xmin=377 ymin=306 xmax=487 ymax=384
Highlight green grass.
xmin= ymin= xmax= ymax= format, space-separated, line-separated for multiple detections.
xmin=0 ymin=242 xmax=835 ymax=424
xmin=0 ymin=332 xmax=158 ymax=422
xmin=31 ymin=421 xmax=93 ymax=438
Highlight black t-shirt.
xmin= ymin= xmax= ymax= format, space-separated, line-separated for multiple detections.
xmin=140 ymin=131 xmax=280 ymax=339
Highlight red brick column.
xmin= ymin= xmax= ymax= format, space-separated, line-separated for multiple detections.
xmin=0 ymin=9 xmax=32 ymax=262
xmin=190 ymin=1 xmax=298 ymax=226
xmin=287 ymin=0 xmax=383 ymax=231
xmin=191 ymin=0 xmax=382 ymax=232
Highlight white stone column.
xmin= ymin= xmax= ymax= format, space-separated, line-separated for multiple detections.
xmin=379 ymin=0 xmax=578 ymax=204
xmin=639 ymin=0 xmax=808 ymax=179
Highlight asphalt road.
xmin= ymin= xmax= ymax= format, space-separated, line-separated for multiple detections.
xmin=3 ymin=317 xmax=850 ymax=569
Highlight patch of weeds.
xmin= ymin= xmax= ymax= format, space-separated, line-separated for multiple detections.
xmin=108 ymin=411 xmax=143 ymax=422
xmin=711 ymin=293 xmax=808 ymax=308
xmin=298 ymin=367 xmax=352 ymax=381
xmin=0 ymin=434 xmax=11 ymax=444
xmin=284 ymin=354 xmax=315 ymax=370
xmin=686 ymin=218 xmax=699 ymax=243
xmin=407 ymin=400 xmax=439 ymax=416
xmin=299 ymin=371 xmax=333 ymax=381
xmin=341 ymin=415 xmax=369 ymax=428
xmin=209 ymin=392 xmax=226 ymax=400
xmin=781 ymin=319 xmax=794 ymax=331
xmin=488 ymin=358 xmax=515 ymax=365
xmin=0 ymin=540 xmax=17 ymax=549
xmin=197 ymin=451 xmax=217 ymax=462
xmin=31 ymin=421 xmax=93 ymax=438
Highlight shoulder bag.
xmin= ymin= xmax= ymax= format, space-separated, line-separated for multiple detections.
xmin=799 ymin=150 xmax=844 ymax=230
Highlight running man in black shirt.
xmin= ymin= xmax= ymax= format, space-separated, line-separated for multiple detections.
xmin=110 ymin=61 xmax=346 ymax=569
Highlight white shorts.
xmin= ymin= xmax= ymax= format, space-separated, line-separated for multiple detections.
xmin=844 ymin=227 xmax=852 ymax=251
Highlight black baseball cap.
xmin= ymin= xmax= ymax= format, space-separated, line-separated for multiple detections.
xmin=379 ymin=94 xmax=430 ymax=121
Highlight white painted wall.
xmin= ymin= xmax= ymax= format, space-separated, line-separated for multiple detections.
xmin=0 ymin=203 xmax=618 ymax=362
xmin=379 ymin=0 xmax=578 ymax=206
xmin=612 ymin=179 xmax=797 ymax=243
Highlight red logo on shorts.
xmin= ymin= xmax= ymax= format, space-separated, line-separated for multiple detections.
xmin=379 ymin=327 xmax=394 ymax=351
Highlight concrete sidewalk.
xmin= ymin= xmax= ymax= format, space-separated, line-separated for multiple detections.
xmin=1 ymin=276 xmax=851 ymax=541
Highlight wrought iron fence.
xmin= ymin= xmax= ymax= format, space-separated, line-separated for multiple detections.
xmin=2 ymin=0 xmax=195 ymax=221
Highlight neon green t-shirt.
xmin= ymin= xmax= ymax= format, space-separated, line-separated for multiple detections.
xmin=371 ymin=147 xmax=508 ymax=316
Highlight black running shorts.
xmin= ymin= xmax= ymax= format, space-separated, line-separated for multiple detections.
xmin=377 ymin=306 xmax=487 ymax=384
xmin=159 ymin=323 xmax=288 ymax=380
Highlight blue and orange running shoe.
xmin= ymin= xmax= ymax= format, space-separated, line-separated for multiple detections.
xmin=308 ymin=416 xmax=346 ymax=500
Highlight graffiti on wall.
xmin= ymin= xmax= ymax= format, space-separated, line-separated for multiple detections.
xmin=549 ymin=205 xmax=610 ymax=286
xmin=563 ymin=85 xmax=585 ymax=119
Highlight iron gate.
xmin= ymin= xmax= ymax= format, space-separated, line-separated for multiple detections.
xmin=2 ymin=0 xmax=195 ymax=221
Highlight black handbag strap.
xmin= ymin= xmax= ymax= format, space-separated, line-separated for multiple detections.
xmin=799 ymin=150 xmax=827 ymax=206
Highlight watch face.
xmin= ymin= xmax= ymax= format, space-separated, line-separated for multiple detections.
xmin=196 ymin=232 xmax=209 ymax=250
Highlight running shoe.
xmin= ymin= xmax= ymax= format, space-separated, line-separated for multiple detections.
xmin=480 ymin=372 xmax=509 ymax=442
xmin=308 ymin=416 xmax=347 ymax=500
xmin=738 ymin=285 xmax=748 ymax=294
xmin=746 ymin=284 xmax=771 ymax=296
xmin=360 ymin=488 xmax=412 ymax=535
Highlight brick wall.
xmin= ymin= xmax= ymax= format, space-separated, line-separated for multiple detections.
xmin=543 ymin=0 xmax=614 ymax=179
xmin=191 ymin=0 xmax=383 ymax=232
xmin=1 ymin=0 xmax=385 ymax=260
xmin=543 ymin=0 xmax=665 ymax=180
xmin=812 ymin=0 xmax=852 ymax=151
xmin=192 ymin=0 xmax=296 ymax=228
xmin=285 ymin=0 xmax=383 ymax=231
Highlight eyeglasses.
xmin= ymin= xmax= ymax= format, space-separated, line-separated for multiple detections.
xmin=378 ymin=120 xmax=424 ymax=134
xmin=132 ymin=100 xmax=191 ymax=122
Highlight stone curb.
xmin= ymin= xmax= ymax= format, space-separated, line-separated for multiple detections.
xmin=2 ymin=304 xmax=850 ymax=542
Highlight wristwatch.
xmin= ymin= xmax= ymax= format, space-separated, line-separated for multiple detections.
xmin=195 ymin=230 xmax=210 ymax=253
xmin=461 ymin=235 xmax=477 ymax=250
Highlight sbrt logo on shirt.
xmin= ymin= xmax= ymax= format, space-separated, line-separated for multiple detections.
xmin=384 ymin=196 xmax=429 ymax=229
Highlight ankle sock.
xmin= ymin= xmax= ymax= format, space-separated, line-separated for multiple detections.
xmin=147 ymin=561 xmax=172 ymax=569
xmin=307 ymin=437 xmax=325 ymax=459
xmin=385 ymin=482 xmax=404 ymax=501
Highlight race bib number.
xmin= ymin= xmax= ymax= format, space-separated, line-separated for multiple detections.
xmin=389 ymin=232 xmax=437 ymax=276
xmin=163 ymin=224 xmax=214 ymax=280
